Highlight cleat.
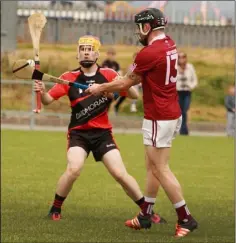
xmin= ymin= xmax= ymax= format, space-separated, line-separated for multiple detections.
xmin=48 ymin=212 xmax=61 ymax=221
xmin=151 ymin=213 xmax=167 ymax=224
xmin=125 ymin=214 xmax=152 ymax=230
xmin=174 ymin=218 xmax=198 ymax=238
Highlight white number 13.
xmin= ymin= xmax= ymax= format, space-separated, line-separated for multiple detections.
xmin=165 ymin=53 xmax=178 ymax=85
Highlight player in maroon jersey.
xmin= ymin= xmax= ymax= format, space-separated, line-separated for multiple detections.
xmin=86 ymin=9 xmax=198 ymax=238
xmin=34 ymin=35 xmax=165 ymax=224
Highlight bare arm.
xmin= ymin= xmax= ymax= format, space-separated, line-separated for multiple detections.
xmin=127 ymin=86 xmax=139 ymax=99
xmin=34 ymin=80 xmax=54 ymax=105
xmin=41 ymin=91 xmax=54 ymax=105
xmin=100 ymin=72 xmax=142 ymax=93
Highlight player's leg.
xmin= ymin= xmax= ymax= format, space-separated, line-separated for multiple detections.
xmin=92 ymin=130 xmax=165 ymax=228
xmin=183 ymin=91 xmax=191 ymax=135
xmin=145 ymin=145 xmax=197 ymax=237
xmin=227 ymin=112 xmax=235 ymax=137
xmin=145 ymin=118 xmax=197 ymax=237
xmin=102 ymin=149 xmax=152 ymax=230
xmin=114 ymin=96 xmax=126 ymax=114
xmin=126 ymin=118 xmax=197 ymax=235
xmin=48 ymin=147 xmax=87 ymax=220
xmin=102 ymin=149 xmax=143 ymax=201
xmin=143 ymin=152 xmax=167 ymax=224
xmin=48 ymin=130 xmax=89 ymax=220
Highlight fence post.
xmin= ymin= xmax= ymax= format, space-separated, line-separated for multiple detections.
xmin=30 ymin=82 xmax=35 ymax=130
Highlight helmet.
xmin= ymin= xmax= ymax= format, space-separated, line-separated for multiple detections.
xmin=78 ymin=35 xmax=101 ymax=52
xmin=134 ymin=8 xmax=167 ymax=46
xmin=77 ymin=35 xmax=101 ymax=68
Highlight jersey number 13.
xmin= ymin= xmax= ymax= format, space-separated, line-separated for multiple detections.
xmin=165 ymin=53 xmax=178 ymax=85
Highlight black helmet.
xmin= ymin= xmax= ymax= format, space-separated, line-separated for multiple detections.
xmin=134 ymin=8 xmax=167 ymax=46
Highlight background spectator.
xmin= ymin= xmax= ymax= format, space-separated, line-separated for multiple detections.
xmin=176 ymin=51 xmax=198 ymax=135
xmin=225 ymin=85 xmax=235 ymax=137
xmin=101 ymin=48 xmax=127 ymax=115
xmin=101 ymin=47 xmax=121 ymax=74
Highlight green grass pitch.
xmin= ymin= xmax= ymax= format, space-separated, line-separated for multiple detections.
xmin=2 ymin=130 xmax=234 ymax=243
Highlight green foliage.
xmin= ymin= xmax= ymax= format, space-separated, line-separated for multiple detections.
xmin=193 ymin=76 xmax=233 ymax=106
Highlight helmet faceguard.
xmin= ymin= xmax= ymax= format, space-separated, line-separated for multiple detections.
xmin=134 ymin=8 xmax=167 ymax=46
xmin=77 ymin=35 xmax=101 ymax=68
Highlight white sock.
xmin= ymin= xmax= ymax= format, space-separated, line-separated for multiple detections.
xmin=173 ymin=200 xmax=186 ymax=209
xmin=144 ymin=196 xmax=156 ymax=203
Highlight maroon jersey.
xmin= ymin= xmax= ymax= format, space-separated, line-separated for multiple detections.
xmin=48 ymin=66 xmax=126 ymax=131
xmin=133 ymin=35 xmax=181 ymax=120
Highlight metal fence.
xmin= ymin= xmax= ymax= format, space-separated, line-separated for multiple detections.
xmin=1 ymin=79 xmax=227 ymax=133
xmin=1 ymin=79 xmax=144 ymax=131
xmin=1 ymin=1 xmax=235 ymax=53
xmin=1 ymin=79 xmax=71 ymax=130
xmin=15 ymin=2 xmax=235 ymax=48
xmin=1 ymin=1 xmax=18 ymax=53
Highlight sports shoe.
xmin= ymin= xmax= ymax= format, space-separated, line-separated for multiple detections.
xmin=151 ymin=213 xmax=167 ymax=224
xmin=175 ymin=218 xmax=198 ymax=238
xmin=47 ymin=211 xmax=61 ymax=221
xmin=125 ymin=214 xmax=152 ymax=230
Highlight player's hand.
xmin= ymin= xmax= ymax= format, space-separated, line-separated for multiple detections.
xmin=33 ymin=80 xmax=45 ymax=94
xmin=102 ymin=92 xmax=114 ymax=99
xmin=86 ymin=83 xmax=103 ymax=96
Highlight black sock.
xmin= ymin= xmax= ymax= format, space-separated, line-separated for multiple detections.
xmin=135 ymin=197 xmax=155 ymax=215
xmin=50 ymin=193 xmax=66 ymax=213
xmin=135 ymin=197 xmax=145 ymax=207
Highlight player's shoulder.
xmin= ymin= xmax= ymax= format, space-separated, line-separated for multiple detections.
xmin=59 ymin=69 xmax=81 ymax=79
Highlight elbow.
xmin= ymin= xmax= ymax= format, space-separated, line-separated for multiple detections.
xmin=41 ymin=101 xmax=49 ymax=106
xmin=120 ymin=80 xmax=128 ymax=91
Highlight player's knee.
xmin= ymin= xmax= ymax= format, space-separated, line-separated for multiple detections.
xmin=113 ymin=170 xmax=127 ymax=183
xmin=66 ymin=167 xmax=81 ymax=179
xmin=151 ymin=164 xmax=169 ymax=179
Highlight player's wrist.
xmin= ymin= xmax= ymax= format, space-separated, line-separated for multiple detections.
xmin=100 ymin=83 xmax=107 ymax=93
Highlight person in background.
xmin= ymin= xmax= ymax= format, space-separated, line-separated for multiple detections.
xmin=176 ymin=52 xmax=198 ymax=135
xmin=101 ymin=48 xmax=126 ymax=115
xmin=225 ymin=85 xmax=235 ymax=137
xmin=101 ymin=47 xmax=121 ymax=75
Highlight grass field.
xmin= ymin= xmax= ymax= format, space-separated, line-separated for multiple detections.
xmin=2 ymin=130 xmax=234 ymax=243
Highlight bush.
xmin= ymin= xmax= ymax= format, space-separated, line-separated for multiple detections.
xmin=193 ymin=76 xmax=233 ymax=106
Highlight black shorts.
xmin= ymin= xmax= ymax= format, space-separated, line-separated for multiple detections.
xmin=67 ymin=128 xmax=118 ymax=162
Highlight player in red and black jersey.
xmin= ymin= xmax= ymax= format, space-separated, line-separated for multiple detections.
xmin=34 ymin=35 xmax=165 ymax=224
xmin=87 ymin=9 xmax=198 ymax=237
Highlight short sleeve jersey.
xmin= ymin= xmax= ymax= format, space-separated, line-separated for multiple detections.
xmin=48 ymin=66 xmax=125 ymax=131
xmin=133 ymin=35 xmax=181 ymax=120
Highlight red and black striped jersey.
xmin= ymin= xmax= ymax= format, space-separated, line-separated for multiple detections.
xmin=48 ymin=66 xmax=126 ymax=131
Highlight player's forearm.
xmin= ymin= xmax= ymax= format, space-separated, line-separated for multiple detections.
xmin=41 ymin=92 xmax=54 ymax=105
xmin=100 ymin=78 xmax=129 ymax=93
xmin=100 ymin=76 xmax=135 ymax=93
